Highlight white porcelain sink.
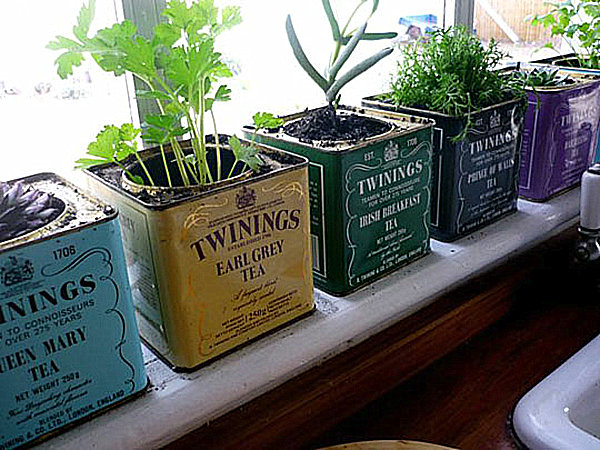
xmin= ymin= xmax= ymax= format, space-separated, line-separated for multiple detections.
xmin=514 ymin=333 xmax=600 ymax=449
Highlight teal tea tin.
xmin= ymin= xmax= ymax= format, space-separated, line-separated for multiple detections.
xmin=0 ymin=173 xmax=147 ymax=449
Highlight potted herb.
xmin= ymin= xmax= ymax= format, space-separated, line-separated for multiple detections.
xmin=528 ymin=1 xmax=600 ymax=164
xmin=0 ymin=173 xmax=147 ymax=448
xmin=48 ymin=0 xmax=314 ymax=371
xmin=363 ymin=26 xmax=526 ymax=242
xmin=509 ymin=67 xmax=600 ymax=201
xmin=529 ymin=0 xmax=600 ymax=71
xmin=245 ymin=0 xmax=435 ymax=296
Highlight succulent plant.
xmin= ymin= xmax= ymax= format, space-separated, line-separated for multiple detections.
xmin=286 ymin=0 xmax=397 ymax=108
xmin=511 ymin=68 xmax=575 ymax=88
xmin=0 ymin=182 xmax=62 ymax=243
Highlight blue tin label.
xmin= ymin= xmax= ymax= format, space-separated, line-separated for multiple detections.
xmin=0 ymin=219 xmax=146 ymax=449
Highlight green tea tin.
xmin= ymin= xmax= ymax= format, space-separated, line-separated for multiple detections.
xmin=244 ymin=106 xmax=434 ymax=296
xmin=363 ymin=97 xmax=525 ymax=242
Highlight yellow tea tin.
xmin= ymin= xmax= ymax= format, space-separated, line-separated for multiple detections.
xmin=85 ymin=143 xmax=314 ymax=370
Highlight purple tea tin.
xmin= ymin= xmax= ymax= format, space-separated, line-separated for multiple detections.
xmin=519 ymin=71 xmax=600 ymax=201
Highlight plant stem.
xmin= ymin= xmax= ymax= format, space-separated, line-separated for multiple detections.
xmin=134 ymin=153 xmax=155 ymax=185
xmin=150 ymin=75 xmax=199 ymax=185
xmin=171 ymin=138 xmax=195 ymax=186
xmin=135 ymin=74 xmax=194 ymax=187
xmin=198 ymin=77 xmax=213 ymax=184
xmin=228 ymin=159 xmax=239 ymax=178
xmin=342 ymin=1 xmax=366 ymax=36
xmin=160 ymin=144 xmax=172 ymax=187
xmin=210 ymin=109 xmax=222 ymax=181
xmin=331 ymin=0 xmax=366 ymax=67
xmin=114 ymin=160 xmax=139 ymax=185
xmin=329 ymin=1 xmax=367 ymax=86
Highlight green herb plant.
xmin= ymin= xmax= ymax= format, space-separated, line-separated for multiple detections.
xmin=49 ymin=0 xmax=263 ymax=188
xmin=286 ymin=0 xmax=397 ymax=109
xmin=388 ymin=26 xmax=522 ymax=117
xmin=530 ymin=0 xmax=600 ymax=70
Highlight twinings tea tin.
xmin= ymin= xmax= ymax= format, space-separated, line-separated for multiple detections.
xmin=244 ymin=106 xmax=434 ymax=295
xmin=0 ymin=173 xmax=147 ymax=449
xmin=519 ymin=71 xmax=600 ymax=201
xmin=364 ymin=97 xmax=525 ymax=242
xmin=86 ymin=144 xmax=314 ymax=370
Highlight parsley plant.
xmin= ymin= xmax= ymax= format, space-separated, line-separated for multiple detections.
xmin=49 ymin=0 xmax=262 ymax=187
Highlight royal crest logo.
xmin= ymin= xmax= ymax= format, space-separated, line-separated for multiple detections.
xmin=1 ymin=256 xmax=34 ymax=286
xmin=236 ymin=186 xmax=256 ymax=209
xmin=490 ymin=111 xmax=501 ymax=129
xmin=384 ymin=142 xmax=399 ymax=162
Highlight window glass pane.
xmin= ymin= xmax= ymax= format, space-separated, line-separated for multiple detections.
xmin=473 ymin=0 xmax=562 ymax=62
xmin=0 ymin=0 xmax=132 ymax=182
xmin=2 ymin=0 xmax=446 ymax=182
xmin=214 ymin=0 xmax=446 ymax=134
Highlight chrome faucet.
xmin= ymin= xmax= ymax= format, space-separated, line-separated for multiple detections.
xmin=576 ymin=163 xmax=600 ymax=262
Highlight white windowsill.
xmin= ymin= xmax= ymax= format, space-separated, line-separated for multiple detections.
xmin=40 ymin=188 xmax=581 ymax=449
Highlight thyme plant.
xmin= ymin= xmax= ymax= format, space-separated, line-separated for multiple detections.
xmin=388 ymin=26 xmax=519 ymax=116
xmin=286 ymin=0 xmax=397 ymax=109
xmin=49 ymin=0 xmax=262 ymax=187
xmin=530 ymin=0 xmax=600 ymax=70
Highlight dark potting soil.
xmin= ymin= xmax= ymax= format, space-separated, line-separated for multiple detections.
xmin=283 ymin=106 xmax=392 ymax=145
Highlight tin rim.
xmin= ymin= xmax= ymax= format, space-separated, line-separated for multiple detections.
xmin=120 ymin=143 xmax=252 ymax=197
xmin=511 ymin=67 xmax=600 ymax=92
xmin=248 ymin=105 xmax=434 ymax=153
xmin=281 ymin=106 xmax=394 ymax=146
xmin=362 ymin=94 xmax=525 ymax=120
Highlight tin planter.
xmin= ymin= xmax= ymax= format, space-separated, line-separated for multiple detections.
xmin=243 ymin=105 xmax=434 ymax=296
xmin=0 ymin=173 xmax=147 ymax=450
xmin=85 ymin=141 xmax=314 ymax=371
xmin=532 ymin=54 xmax=600 ymax=163
xmin=518 ymin=70 xmax=600 ymax=201
xmin=363 ymin=96 xmax=525 ymax=242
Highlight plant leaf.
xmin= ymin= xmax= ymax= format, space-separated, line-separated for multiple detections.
xmin=214 ymin=85 xmax=231 ymax=102
xmin=329 ymin=22 xmax=367 ymax=82
xmin=327 ymin=46 xmax=393 ymax=103
xmin=253 ymin=112 xmax=284 ymax=130
xmin=54 ymin=52 xmax=86 ymax=79
xmin=73 ymin=0 xmax=95 ymax=42
xmin=75 ymin=157 xmax=107 ymax=169
xmin=371 ymin=0 xmax=380 ymax=14
xmin=136 ymin=90 xmax=172 ymax=102
xmin=321 ymin=0 xmax=342 ymax=42
xmin=229 ymin=135 xmax=263 ymax=171
xmin=46 ymin=36 xmax=82 ymax=51
xmin=152 ymin=22 xmax=180 ymax=48
xmin=220 ymin=6 xmax=242 ymax=34
xmin=285 ymin=15 xmax=329 ymax=93
xmin=360 ymin=31 xmax=398 ymax=40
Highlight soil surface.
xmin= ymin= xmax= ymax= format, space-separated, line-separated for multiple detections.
xmin=89 ymin=138 xmax=301 ymax=207
xmin=283 ymin=106 xmax=391 ymax=145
